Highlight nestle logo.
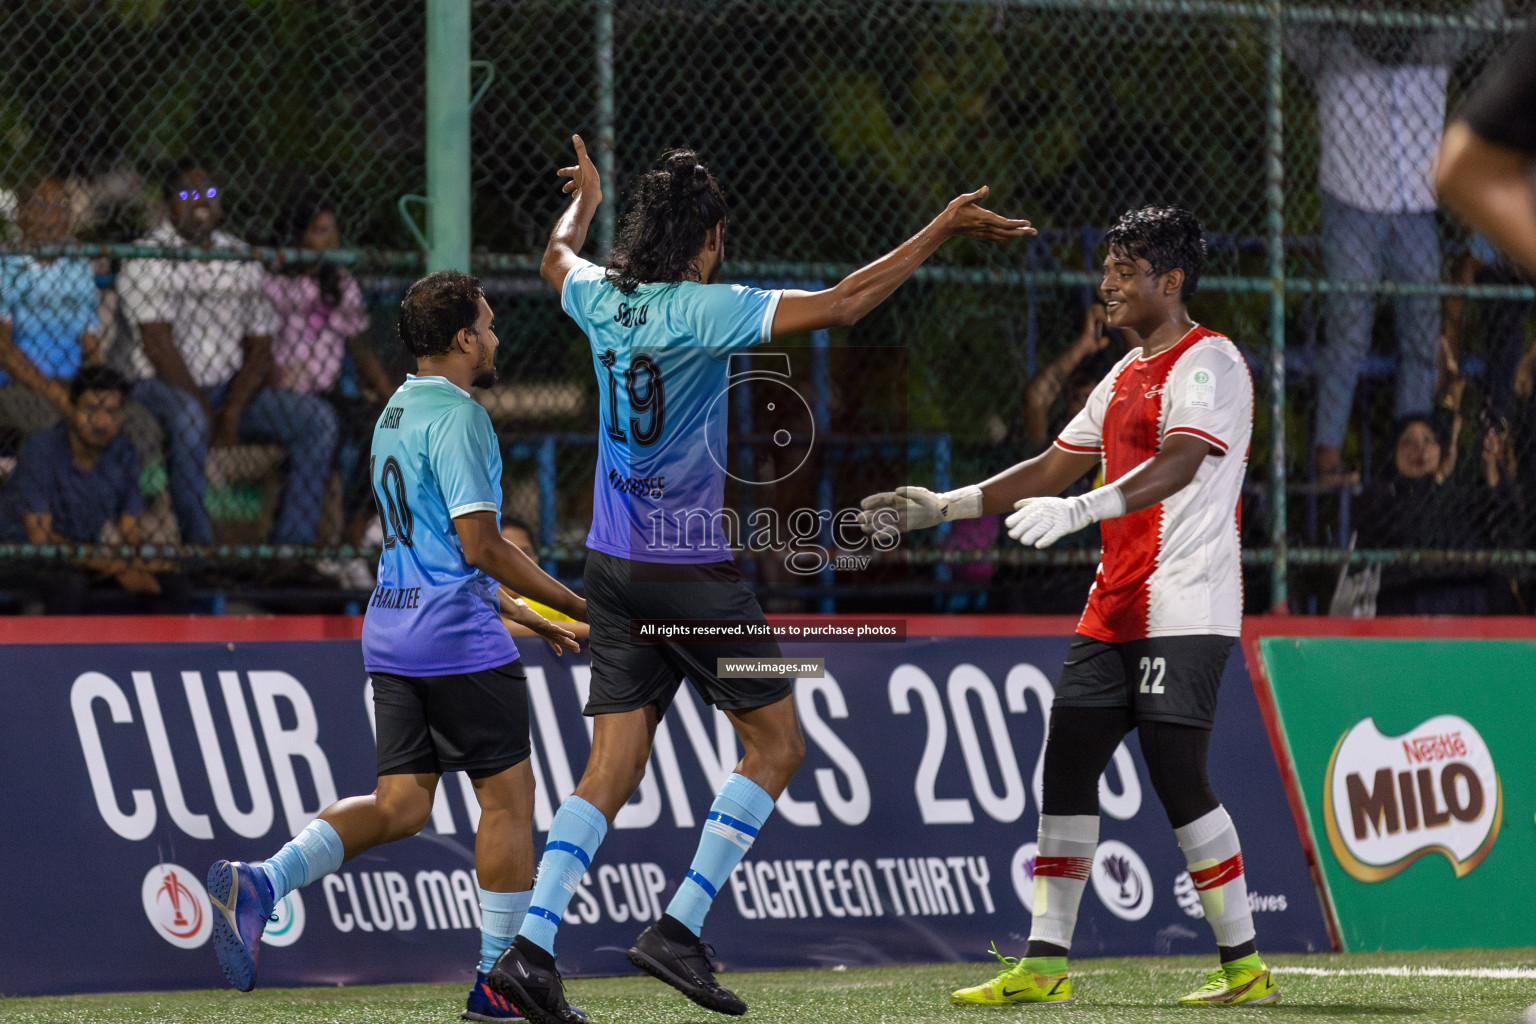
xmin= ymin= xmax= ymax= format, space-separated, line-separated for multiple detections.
xmin=1402 ymin=732 xmax=1467 ymax=764
xmin=1324 ymin=715 xmax=1501 ymax=883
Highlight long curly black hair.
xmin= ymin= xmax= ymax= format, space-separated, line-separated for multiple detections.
xmin=605 ymin=149 xmax=727 ymax=295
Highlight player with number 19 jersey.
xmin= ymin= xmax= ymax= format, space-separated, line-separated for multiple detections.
xmin=561 ymin=259 xmax=782 ymax=563
xmin=361 ymin=374 xmax=518 ymax=675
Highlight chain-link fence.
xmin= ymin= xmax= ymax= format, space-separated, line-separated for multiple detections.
xmin=0 ymin=0 xmax=1529 ymax=614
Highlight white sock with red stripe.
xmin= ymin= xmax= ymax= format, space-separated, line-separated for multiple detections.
xmin=1028 ymin=814 xmax=1099 ymax=950
xmin=1176 ymin=805 xmax=1256 ymax=951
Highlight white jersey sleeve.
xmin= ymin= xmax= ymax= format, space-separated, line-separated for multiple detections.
xmin=1162 ymin=339 xmax=1252 ymax=456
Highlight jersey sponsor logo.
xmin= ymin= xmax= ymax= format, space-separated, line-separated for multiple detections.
xmin=1323 ymin=715 xmax=1501 ymax=883
xmin=1091 ymin=840 xmax=1153 ymax=920
xmin=263 ymin=891 xmax=306 ymax=947
xmin=607 ymin=468 xmax=666 ymax=499
xmin=1187 ymin=368 xmax=1216 ymax=409
xmin=1143 ymin=383 xmax=1167 ymax=400
xmin=142 ymin=862 xmax=211 ymax=948
xmin=369 ymin=586 xmax=421 ymax=610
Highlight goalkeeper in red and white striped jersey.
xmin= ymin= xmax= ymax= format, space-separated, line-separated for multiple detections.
xmin=860 ymin=206 xmax=1276 ymax=1008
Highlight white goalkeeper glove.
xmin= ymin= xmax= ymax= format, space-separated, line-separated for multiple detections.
xmin=857 ymin=484 xmax=984 ymax=536
xmin=1005 ymin=484 xmax=1126 ymax=549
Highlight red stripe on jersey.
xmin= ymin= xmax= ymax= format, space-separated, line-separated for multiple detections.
xmin=1190 ymin=853 xmax=1245 ymax=890
xmin=1165 ymin=426 xmax=1229 ymax=453
xmin=1079 ymin=331 xmax=1216 ymax=641
xmin=1054 ymin=439 xmax=1102 ymax=454
xmin=1033 ymin=855 xmax=1093 ymax=880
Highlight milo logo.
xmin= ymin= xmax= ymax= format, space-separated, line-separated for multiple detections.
xmin=1323 ymin=715 xmax=1501 ymax=883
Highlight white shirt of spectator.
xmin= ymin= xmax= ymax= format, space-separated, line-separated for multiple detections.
xmin=1053 ymin=327 xmax=1253 ymax=641
xmin=1286 ymin=10 xmax=1503 ymax=216
xmin=1316 ymin=58 xmax=1447 ymax=214
xmin=116 ymin=223 xmax=279 ymax=388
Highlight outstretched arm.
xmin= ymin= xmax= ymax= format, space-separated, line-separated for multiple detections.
xmin=1005 ymin=434 xmax=1213 ymax=548
xmin=857 ymin=445 xmax=1097 ymax=536
xmin=858 ymin=435 xmax=1213 ymax=549
xmin=541 ymin=134 xmax=604 ymax=295
xmin=770 ymin=187 xmax=1034 ymax=336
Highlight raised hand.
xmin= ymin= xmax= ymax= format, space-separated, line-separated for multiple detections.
xmin=557 ymin=134 xmax=603 ymax=207
xmin=939 ymin=186 xmax=1036 ymax=243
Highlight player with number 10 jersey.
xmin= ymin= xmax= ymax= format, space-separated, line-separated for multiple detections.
xmin=207 ymin=273 xmax=585 ymax=1021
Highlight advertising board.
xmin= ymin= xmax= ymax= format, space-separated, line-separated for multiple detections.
xmin=1254 ymin=633 xmax=1536 ymax=951
xmin=0 ymin=618 xmax=1326 ymax=995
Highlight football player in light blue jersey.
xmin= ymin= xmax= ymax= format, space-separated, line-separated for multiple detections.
xmin=488 ymin=137 xmax=1033 ymax=1024
xmin=207 ymin=272 xmax=588 ymax=1023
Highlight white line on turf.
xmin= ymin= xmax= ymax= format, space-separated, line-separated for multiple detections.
xmin=1272 ymin=967 xmax=1536 ymax=980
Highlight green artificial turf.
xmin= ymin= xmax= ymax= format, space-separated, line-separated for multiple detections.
xmin=5 ymin=949 xmax=1535 ymax=1024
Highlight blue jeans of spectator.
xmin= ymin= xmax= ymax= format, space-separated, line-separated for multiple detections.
xmin=132 ymin=378 xmax=339 ymax=545
xmin=1315 ymin=195 xmax=1441 ymax=452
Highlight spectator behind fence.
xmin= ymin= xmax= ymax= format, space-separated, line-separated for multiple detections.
xmin=266 ymin=196 xmax=396 ymax=586
xmin=116 ymin=157 xmax=338 ymax=545
xmin=1354 ymin=413 xmax=1521 ymax=614
xmin=1287 ymin=9 xmax=1496 ymax=482
xmin=0 ymin=366 xmax=187 ymax=613
xmin=991 ymin=302 xmax=1124 ymax=613
xmin=0 ymin=178 xmax=158 ymax=458
xmin=1021 ymin=301 xmax=1121 ymax=450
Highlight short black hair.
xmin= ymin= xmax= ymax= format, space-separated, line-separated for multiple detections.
xmin=1103 ymin=206 xmax=1206 ymax=302
xmin=1391 ymin=412 xmax=1445 ymax=450
xmin=398 ymin=271 xmax=484 ymax=358
xmin=499 ymin=512 xmax=533 ymax=534
xmin=606 ymin=149 xmax=727 ymax=295
xmin=161 ymin=155 xmax=209 ymax=200
xmin=71 ymin=365 xmax=130 ymax=403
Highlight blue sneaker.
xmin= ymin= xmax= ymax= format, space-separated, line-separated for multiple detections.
xmin=464 ymin=971 xmax=527 ymax=1021
xmin=207 ymin=860 xmax=275 ymax=992
xmin=467 ymin=968 xmax=587 ymax=1022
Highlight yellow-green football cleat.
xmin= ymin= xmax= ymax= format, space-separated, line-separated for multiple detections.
xmin=1176 ymin=956 xmax=1279 ymax=1005
xmin=949 ymin=944 xmax=1074 ymax=1007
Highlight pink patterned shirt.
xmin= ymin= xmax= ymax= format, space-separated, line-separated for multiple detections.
xmin=263 ymin=271 xmax=370 ymax=394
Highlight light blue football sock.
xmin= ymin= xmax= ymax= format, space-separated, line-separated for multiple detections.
xmin=665 ymin=773 xmax=775 ymax=935
xmin=479 ymin=887 xmax=532 ymax=973
xmin=518 ymin=795 xmax=608 ymax=955
xmin=260 ymin=818 xmax=344 ymax=901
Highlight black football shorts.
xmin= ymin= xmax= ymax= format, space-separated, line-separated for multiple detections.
xmin=1052 ymin=633 xmax=1236 ymax=728
xmin=371 ymin=659 xmax=531 ymax=779
xmin=584 ymin=550 xmax=791 ymax=716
